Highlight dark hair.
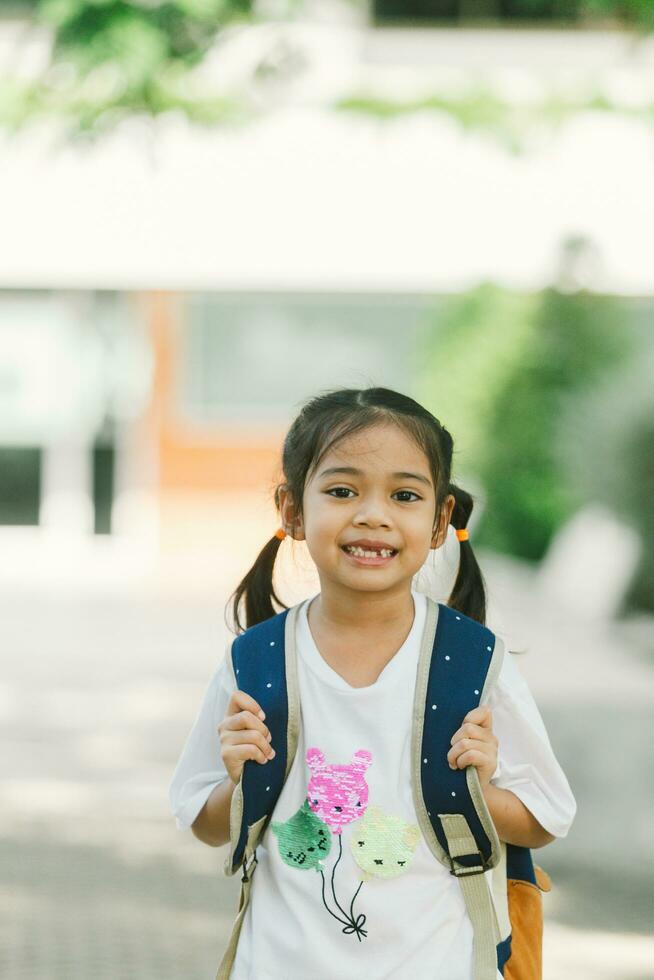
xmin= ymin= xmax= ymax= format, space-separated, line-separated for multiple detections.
xmin=228 ymin=386 xmax=485 ymax=632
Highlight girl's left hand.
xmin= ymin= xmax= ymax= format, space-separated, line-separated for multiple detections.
xmin=447 ymin=705 xmax=498 ymax=788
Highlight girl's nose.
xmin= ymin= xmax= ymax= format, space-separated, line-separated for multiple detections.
xmin=353 ymin=505 xmax=391 ymax=528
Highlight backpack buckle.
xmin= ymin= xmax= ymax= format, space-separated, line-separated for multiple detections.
xmin=448 ymin=852 xmax=488 ymax=877
xmin=241 ymin=852 xmax=258 ymax=883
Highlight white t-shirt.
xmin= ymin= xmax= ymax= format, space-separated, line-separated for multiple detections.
xmin=169 ymin=591 xmax=577 ymax=980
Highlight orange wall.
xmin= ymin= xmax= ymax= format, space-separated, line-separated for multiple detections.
xmin=160 ymin=442 xmax=283 ymax=492
xmin=146 ymin=291 xmax=284 ymax=493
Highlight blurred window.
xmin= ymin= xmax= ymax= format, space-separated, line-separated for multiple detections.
xmin=92 ymin=440 xmax=115 ymax=535
xmin=0 ymin=447 xmax=41 ymax=525
xmin=372 ymin=0 xmax=582 ymax=25
xmin=179 ymin=293 xmax=433 ymax=426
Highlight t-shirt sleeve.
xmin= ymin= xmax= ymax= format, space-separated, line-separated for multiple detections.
xmin=168 ymin=639 xmax=237 ymax=831
xmin=487 ymin=646 xmax=577 ymax=839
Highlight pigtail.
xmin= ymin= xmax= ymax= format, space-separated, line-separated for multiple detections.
xmin=228 ymin=534 xmax=288 ymax=634
xmin=447 ymin=483 xmax=487 ymax=626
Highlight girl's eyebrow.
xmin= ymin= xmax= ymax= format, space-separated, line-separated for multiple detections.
xmin=318 ymin=466 xmax=432 ymax=488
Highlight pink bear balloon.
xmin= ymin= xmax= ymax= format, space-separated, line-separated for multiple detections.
xmin=306 ymin=747 xmax=373 ymax=835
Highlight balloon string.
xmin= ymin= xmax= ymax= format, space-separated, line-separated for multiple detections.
xmin=326 ymin=833 xmax=368 ymax=940
xmin=319 ymin=869 xmax=351 ymax=928
xmin=330 ymin=835 xmax=352 ymax=922
xmin=347 ymin=878 xmax=367 ymax=941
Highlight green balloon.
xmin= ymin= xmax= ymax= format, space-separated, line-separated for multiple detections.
xmin=271 ymin=800 xmax=332 ymax=870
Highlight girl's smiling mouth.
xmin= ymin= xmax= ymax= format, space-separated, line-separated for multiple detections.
xmin=340 ymin=541 xmax=399 ymax=566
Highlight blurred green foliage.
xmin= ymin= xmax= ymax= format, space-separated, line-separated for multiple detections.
xmin=413 ymin=284 xmax=539 ymax=467
xmin=619 ymin=414 xmax=654 ymax=610
xmin=336 ymin=91 xmax=653 ymax=156
xmin=581 ymin=0 xmax=654 ymax=29
xmin=524 ymin=0 xmax=654 ymax=27
xmin=38 ymin=0 xmax=250 ymax=71
xmin=1 ymin=0 xmax=262 ymax=134
xmin=557 ymin=321 xmax=654 ymax=611
xmin=374 ymin=0 xmax=654 ymax=29
xmin=2 ymin=0 xmax=652 ymax=136
xmin=474 ymin=287 xmax=627 ymax=559
xmin=415 ymin=281 xmax=652 ymax=608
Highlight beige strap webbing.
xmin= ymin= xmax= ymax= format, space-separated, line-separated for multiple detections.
xmin=440 ymin=813 xmax=502 ymax=980
xmin=215 ymin=853 xmax=256 ymax=980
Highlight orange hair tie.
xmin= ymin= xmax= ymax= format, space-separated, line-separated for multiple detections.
xmin=274 ymin=527 xmax=287 ymax=540
xmin=455 ymin=528 xmax=469 ymax=542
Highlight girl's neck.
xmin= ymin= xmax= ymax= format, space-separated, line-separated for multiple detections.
xmin=306 ymin=583 xmax=417 ymax=688
xmin=310 ymin=582 xmax=415 ymax=634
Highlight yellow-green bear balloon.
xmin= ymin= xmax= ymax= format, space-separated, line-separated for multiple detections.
xmin=350 ymin=805 xmax=420 ymax=880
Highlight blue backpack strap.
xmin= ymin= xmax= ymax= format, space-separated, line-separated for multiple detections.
xmin=417 ymin=601 xmax=503 ymax=870
xmin=216 ymin=602 xmax=301 ymax=980
xmin=412 ymin=598 xmax=505 ymax=980
xmin=225 ymin=603 xmax=301 ymax=876
xmin=505 ymin=842 xmax=537 ymax=885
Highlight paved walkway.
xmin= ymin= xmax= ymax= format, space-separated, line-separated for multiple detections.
xmin=1 ymin=554 xmax=652 ymax=978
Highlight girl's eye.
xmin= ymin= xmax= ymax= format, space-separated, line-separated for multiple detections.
xmin=325 ymin=487 xmax=422 ymax=502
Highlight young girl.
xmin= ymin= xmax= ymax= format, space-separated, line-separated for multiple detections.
xmin=169 ymin=386 xmax=576 ymax=980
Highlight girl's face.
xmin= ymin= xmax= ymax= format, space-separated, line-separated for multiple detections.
xmin=282 ymin=422 xmax=453 ymax=595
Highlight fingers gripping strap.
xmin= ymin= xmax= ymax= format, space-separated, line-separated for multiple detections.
xmin=440 ymin=813 xmax=501 ymax=980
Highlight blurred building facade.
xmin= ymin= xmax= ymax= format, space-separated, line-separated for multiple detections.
xmin=0 ymin=288 xmax=437 ymax=594
xmin=1 ymin=9 xmax=653 ymax=597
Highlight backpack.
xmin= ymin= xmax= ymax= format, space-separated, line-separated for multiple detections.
xmin=217 ymin=596 xmax=552 ymax=980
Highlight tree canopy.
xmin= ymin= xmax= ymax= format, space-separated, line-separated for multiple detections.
xmin=2 ymin=1 xmax=651 ymax=135
xmin=2 ymin=0 xmax=263 ymax=134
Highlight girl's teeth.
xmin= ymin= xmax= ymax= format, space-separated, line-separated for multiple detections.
xmin=345 ymin=546 xmax=394 ymax=558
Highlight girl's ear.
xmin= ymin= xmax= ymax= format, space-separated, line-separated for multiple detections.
xmin=278 ymin=484 xmax=305 ymax=541
xmin=431 ymin=494 xmax=455 ymax=549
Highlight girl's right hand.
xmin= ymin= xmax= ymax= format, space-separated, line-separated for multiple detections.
xmin=218 ymin=690 xmax=276 ymax=785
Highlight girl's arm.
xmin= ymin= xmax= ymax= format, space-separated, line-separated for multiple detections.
xmin=192 ymin=689 xmax=275 ymax=848
xmin=448 ymin=704 xmax=557 ymax=849
xmin=481 ymin=783 xmax=556 ymax=849
xmin=191 ymin=778 xmax=237 ymax=848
